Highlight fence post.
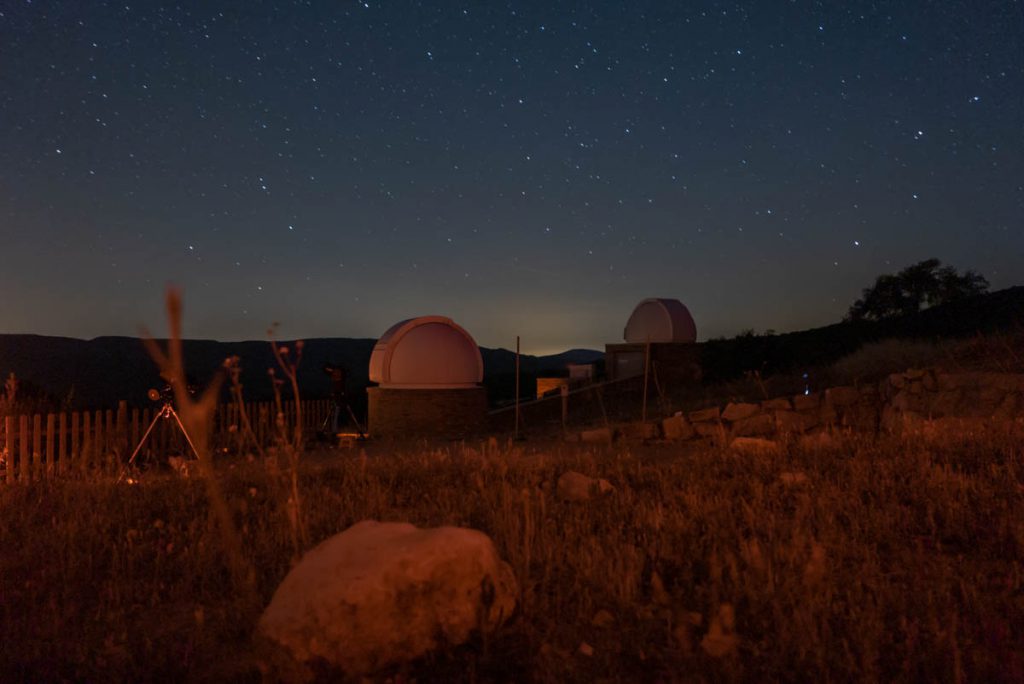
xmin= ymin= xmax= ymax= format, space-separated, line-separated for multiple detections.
xmin=72 ymin=412 xmax=81 ymax=473
xmin=31 ymin=414 xmax=42 ymax=481
xmin=4 ymin=416 xmax=13 ymax=484
xmin=93 ymin=410 xmax=103 ymax=473
xmin=19 ymin=415 xmax=29 ymax=483
xmin=82 ymin=411 xmax=92 ymax=473
xmin=131 ymin=408 xmax=140 ymax=455
xmin=116 ymin=401 xmax=128 ymax=466
xmin=46 ymin=414 xmax=55 ymax=478
xmin=58 ymin=413 xmax=67 ymax=476
xmin=105 ymin=409 xmax=115 ymax=472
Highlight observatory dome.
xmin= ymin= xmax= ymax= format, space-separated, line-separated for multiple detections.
xmin=369 ymin=316 xmax=483 ymax=389
xmin=624 ymin=298 xmax=697 ymax=344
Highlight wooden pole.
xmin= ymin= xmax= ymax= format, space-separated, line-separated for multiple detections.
xmin=32 ymin=414 xmax=42 ymax=481
xmin=82 ymin=411 xmax=92 ymax=472
xmin=4 ymin=416 xmax=14 ymax=484
xmin=19 ymin=415 xmax=29 ymax=482
xmin=71 ymin=412 xmax=80 ymax=473
xmin=58 ymin=413 xmax=67 ymax=477
xmin=117 ymin=401 xmax=128 ymax=463
xmin=46 ymin=414 xmax=55 ymax=478
xmin=561 ymin=384 xmax=569 ymax=434
xmin=514 ymin=336 xmax=521 ymax=440
xmin=642 ymin=339 xmax=651 ymax=424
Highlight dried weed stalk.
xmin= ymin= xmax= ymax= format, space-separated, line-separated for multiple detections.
xmin=268 ymin=325 xmax=308 ymax=559
xmin=142 ymin=287 xmax=255 ymax=598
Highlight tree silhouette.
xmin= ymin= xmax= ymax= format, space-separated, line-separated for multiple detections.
xmin=846 ymin=258 xmax=989 ymax=322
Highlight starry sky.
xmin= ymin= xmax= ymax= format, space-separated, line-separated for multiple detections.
xmin=1 ymin=1 xmax=1022 ymax=354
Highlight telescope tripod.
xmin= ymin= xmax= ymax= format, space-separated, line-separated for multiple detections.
xmin=117 ymin=402 xmax=199 ymax=483
xmin=319 ymin=398 xmax=366 ymax=440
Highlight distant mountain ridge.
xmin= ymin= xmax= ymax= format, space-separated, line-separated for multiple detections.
xmin=0 ymin=333 xmax=603 ymax=410
xmin=1 ymin=285 xmax=1020 ymax=411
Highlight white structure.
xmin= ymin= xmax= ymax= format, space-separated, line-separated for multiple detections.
xmin=623 ymin=298 xmax=697 ymax=344
xmin=369 ymin=316 xmax=484 ymax=389
xmin=367 ymin=316 xmax=488 ymax=438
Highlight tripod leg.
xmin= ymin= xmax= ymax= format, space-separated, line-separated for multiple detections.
xmin=169 ymin=408 xmax=202 ymax=461
xmin=117 ymin=409 xmax=165 ymax=483
xmin=345 ymin=404 xmax=366 ymax=438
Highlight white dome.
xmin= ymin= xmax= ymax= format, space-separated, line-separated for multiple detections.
xmin=369 ymin=316 xmax=483 ymax=389
xmin=624 ymin=298 xmax=697 ymax=343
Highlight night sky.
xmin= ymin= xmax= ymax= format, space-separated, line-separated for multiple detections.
xmin=2 ymin=2 xmax=1021 ymax=354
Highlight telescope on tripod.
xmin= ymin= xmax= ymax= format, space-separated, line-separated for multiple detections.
xmin=116 ymin=383 xmax=198 ymax=483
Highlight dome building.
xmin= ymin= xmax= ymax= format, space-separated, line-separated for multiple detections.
xmin=366 ymin=316 xmax=488 ymax=438
xmin=623 ymin=298 xmax=697 ymax=344
xmin=606 ymin=298 xmax=702 ymax=382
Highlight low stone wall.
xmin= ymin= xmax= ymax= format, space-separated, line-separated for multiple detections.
xmin=616 ymin=368 xmax=1024 ymax=445
xmin=368 ymin=387 xmax=488 ymax=439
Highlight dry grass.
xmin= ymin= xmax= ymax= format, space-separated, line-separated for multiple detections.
xmin=1 ymin=427 xmax=1022 ymax=682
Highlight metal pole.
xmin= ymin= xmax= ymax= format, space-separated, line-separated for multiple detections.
xmin=642 ymin=339 xmax=651 ymax=423
xmin=514 ymin=335 xmax=521 ymax=440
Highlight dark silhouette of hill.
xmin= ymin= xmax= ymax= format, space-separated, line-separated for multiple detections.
xmin=1 ymin=286 xmax=1018 ymax=411
xmin=0 ymin=333 xmax=602 ymax=411
xmin=699 ymin=285 xmax=1024 ymax=382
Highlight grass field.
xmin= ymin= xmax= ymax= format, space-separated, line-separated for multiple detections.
xmin=2 ymin=424 xmax=1022 ymax=682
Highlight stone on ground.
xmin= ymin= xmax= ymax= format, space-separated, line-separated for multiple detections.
xmin=557 ymin=470 xmax=615 ymax=502
xmin=256 ymin=520 xmax=517 ymax=681
xmin=729 ymin=437 xmax=779 ymax=454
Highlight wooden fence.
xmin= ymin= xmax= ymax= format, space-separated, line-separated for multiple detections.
xmin=0 ymin=399 xmax=333 ymax=483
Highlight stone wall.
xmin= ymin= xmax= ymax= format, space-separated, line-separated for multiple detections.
xmin=368 ymin=387 xmax=488 ymax=439
xmin=638 ymin=368 xmax=1024 ymax=445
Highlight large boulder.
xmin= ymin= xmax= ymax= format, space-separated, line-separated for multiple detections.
xmin=256 ymin=521 xmax=517 ymax=680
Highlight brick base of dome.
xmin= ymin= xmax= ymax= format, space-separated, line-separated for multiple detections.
xmin=367 ymin=386 xmax=488 ymax=439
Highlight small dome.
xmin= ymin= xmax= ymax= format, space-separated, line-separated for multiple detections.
xmin=369 ymin=316 xmax=483 ymax=389
xmin=624 ymin=298 xmax=697 ymax=344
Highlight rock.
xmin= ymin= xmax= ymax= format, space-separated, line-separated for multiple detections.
xmin=689 ymin=406 xmax=720 ymax=423
xmin=700 ymin=604 xmax=739 ymax=658
xmin=761 ymin=397 xmax=792 ymax=411
xmin=1001 ymin=374 xmax=1024 ymax=392
xmin=580 ymin=427 xmax=614 ymax=443
xmin=619 ymin=421 xmax=659 ymax=440
xmin=729 ymin=437 xmax=779 ymax=455
xmin=888 ymin=373 xmax=907 ymax=389
xmin=890 ymin=390 xmax=929 ymax=414
xmin=775 ymin=410 xmax=817 ymax=434
xmin=797 ymin=431 xmax=835 ymax=450
xmin=662 ymin=415 xmax=695 ymax=441
xmin=730 ymin=412 xmax=775 ymax=437
xmin=825 ymin=386 xmax=860 ymax=407
xmin=818 ymin=404 xmax=838 ymax=425
xmin=650 ymin=571 xmax=671 ymax=605
xmin=841 ymin=405 xmax=879 ymax=431
xmin=256 ymin=521 xmax=517 ymax=681
xmin=994 ymin=393 xmax=1021 ymax=421
xmin=778 ymin=471 xmax=809 ymax=486
xmin=557 ymin=470 xmax=614 ymax=502
xmin=937 ymin=372 xmax=1015 ymax=391
xmin=693 ymin=421 xmax=727 ymax=442
xmin=578 ymin=642 xmax=594 ymax=657
xmin=722 ymin=402 xmax=760 ymax=422
xmin=591 ymin=609 xmax=615 ymax=628
xmin=905 ymin=368 xmax=927 ymax=380
xmin=792 ymin=393 xmax=819 ymax=411
xmin=928 ymin=389 xmax=964 ymax=417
